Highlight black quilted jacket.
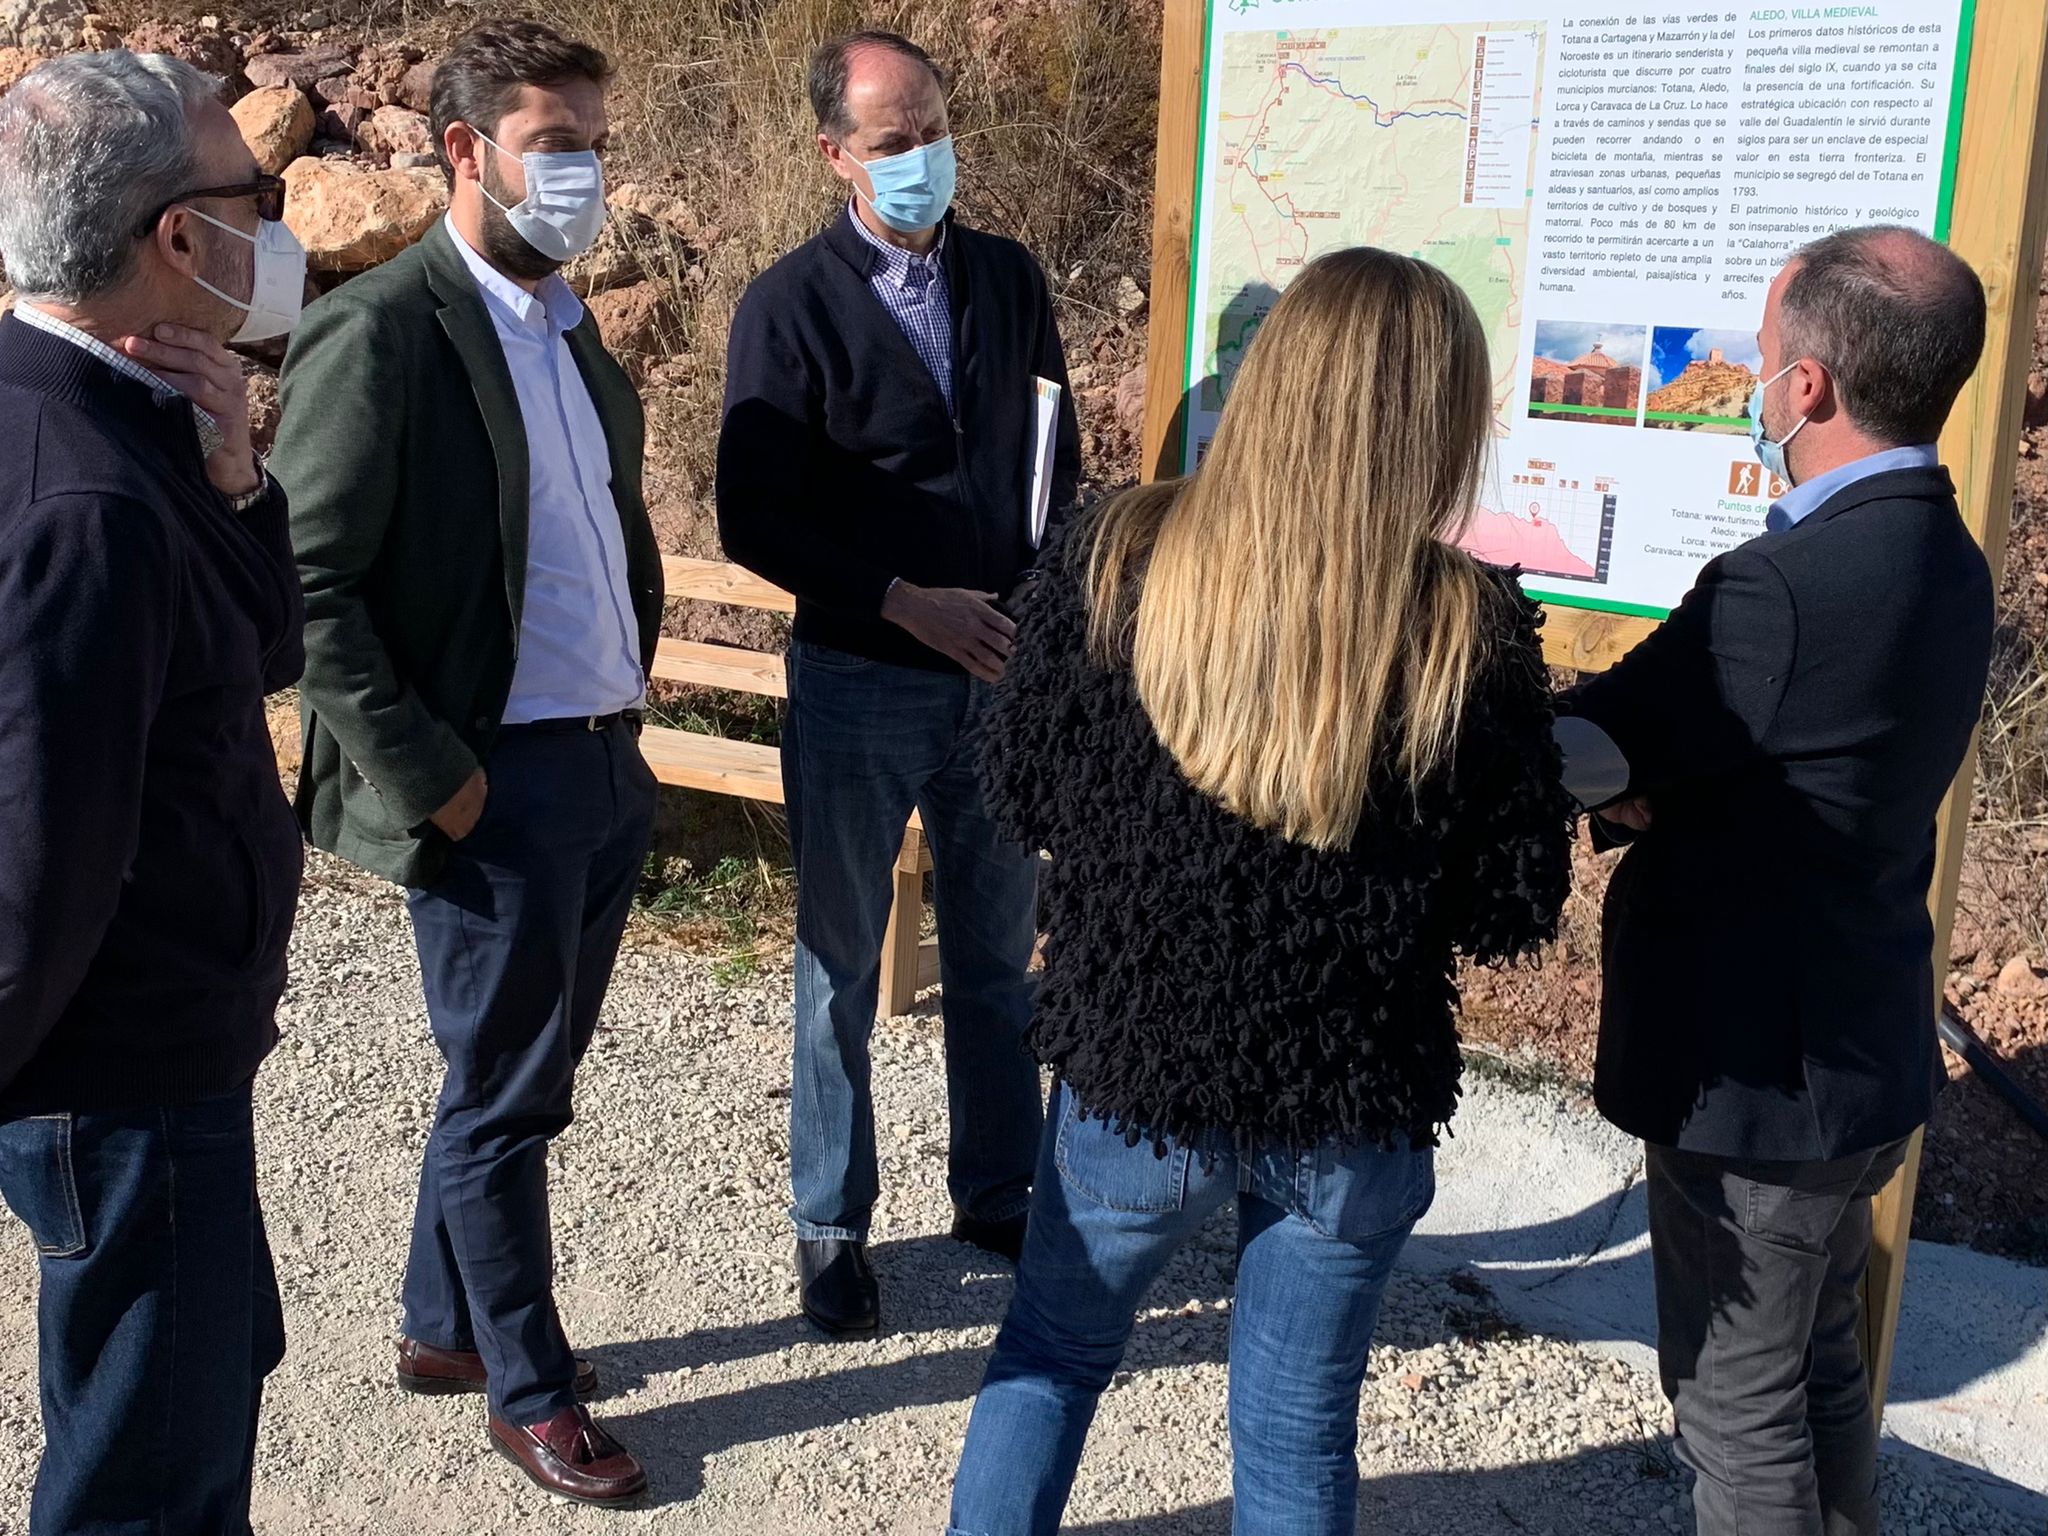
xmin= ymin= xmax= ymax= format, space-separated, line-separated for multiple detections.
xmin=981 ymin=517 xmax=1575 ymax=1152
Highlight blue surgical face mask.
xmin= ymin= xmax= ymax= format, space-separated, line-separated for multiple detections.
xmin=475 ymin=128 xmax=607 ymax=262
xmin=1748 ymin=361 xmax=1811 ymax=487
xmin=849 ymin=135 xmax=957 ymax=234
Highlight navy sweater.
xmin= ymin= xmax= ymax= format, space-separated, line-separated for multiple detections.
xmin=716 ymin=208 xmax=1082 ymax=671
xmin=0 ymin=315 xmax=304 ymax=1111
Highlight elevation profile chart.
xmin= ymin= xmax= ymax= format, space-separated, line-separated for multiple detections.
xmin=1463 ymin=463 xmax=1617 ymax=586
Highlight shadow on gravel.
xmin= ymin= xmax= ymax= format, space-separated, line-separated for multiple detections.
xmin=1064 ymin=1436 xmax=2048 ymax=1535
xmin=584 ymin=1210 xmax=2046 ymax=1515
xmin=591 ymin=1230 xmax=1240 ymax=1507
xmin=1414 ymin=1177 xmax=2048 ymax=1409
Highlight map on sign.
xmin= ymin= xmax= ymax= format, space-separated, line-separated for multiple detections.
xmin=1177 ymin=0 xmax=1972 ymax=615
xmin=1195 ymin=22 xmax=1542 ymax=423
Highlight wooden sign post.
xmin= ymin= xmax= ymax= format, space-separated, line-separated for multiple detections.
xmin=1139 ymin=0 xmax=2048 ymax=1426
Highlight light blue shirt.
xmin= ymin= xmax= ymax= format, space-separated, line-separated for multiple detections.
xmin=446 ymin=219 xmax=644 ymax=723
xmin=1765 ymin=443 xmax=1940 ymax=532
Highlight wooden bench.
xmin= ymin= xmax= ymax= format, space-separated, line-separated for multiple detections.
xmin=643 ymin=556 xmax=939 ymax=1017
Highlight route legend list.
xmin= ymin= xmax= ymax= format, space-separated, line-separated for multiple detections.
xmin=1466 ymin=29 xmax=1541 ymax=209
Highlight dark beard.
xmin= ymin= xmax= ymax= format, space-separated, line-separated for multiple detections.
xmin=479 ymin=151 xmax=564 ymax=281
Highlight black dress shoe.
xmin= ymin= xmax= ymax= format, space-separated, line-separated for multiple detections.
xmin=797 ymin=1239 xmax=879 ymax=1338
xmin=951 ymin=1209 xmax=1028 ymax=1265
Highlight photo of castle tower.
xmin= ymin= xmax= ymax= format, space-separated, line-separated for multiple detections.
xmin=1644 ymin=326 xmax=1764 ymax=434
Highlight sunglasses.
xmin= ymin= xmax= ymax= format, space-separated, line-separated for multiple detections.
xmin=133 ymin=174 xmax=288 ymax=238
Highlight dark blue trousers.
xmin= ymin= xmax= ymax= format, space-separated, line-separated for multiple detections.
xmin=401 ymin=720 xmax=656 ymax=1425
xmin=0 ymin=1082 xmax=283 ymax=1536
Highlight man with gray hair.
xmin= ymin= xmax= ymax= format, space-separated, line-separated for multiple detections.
xmin=1556 ymin=225 xmax=1993 ymax=1535
xmin=0 ymin=49 xmax=307 ymax=1533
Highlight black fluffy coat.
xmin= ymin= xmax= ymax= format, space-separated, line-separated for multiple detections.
xmin=981 ymin=518 xmax=1575 ymax=1151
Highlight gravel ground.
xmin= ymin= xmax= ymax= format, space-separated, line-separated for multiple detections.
xmin=0 ymin=855 xmax=2034 ymax=1535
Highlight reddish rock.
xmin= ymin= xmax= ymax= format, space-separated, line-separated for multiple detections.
xmin=563 ymin=207 xmax=662 ymax=298
xmin=357 ymin=104 xmax=431 ymax=160
xmin=283 ymin=157 xmax=447 ymax=272
xmin=351 ymin=41 xmax=420 ymax=106
xmin=121 ymin=20 xmax=243 ymax=78
xmin=2 ymin=0 xmax=83 ymax=51
xmin=393 ymin=58 xmax=435 ymax=113
xmin=0 ymin=45 xmax=45 ymax=92
xmin=587 ymin=280 xmax=675 ymax=376
xmin=242 ymin=42 xmax=351 ymax=92
xmin=1113 ymin=364 xmax=1146 ymax=435
xmin=1996 ymin=955 xmax=2046 ymax=999
xmin=309 ymin=71 xmax=353 ymax=106
xmin=230 ymin=85 xmax=313 ymax=175
xmin=314 ymin=101 xmax=366 ymax=142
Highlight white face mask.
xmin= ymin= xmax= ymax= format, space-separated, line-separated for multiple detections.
xmin=474 ymin=128 xmax=607 ymax=262
xmin=188 ymin=208 xmax=307 ymax=343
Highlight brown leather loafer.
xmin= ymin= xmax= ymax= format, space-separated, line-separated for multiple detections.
xmin=396 ymin=1337 xmax=598 ymax=1399
xmin=488 ymin=1406 xmax=647 ymax=1506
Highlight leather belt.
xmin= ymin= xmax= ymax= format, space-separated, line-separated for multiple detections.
xmin=502 ymin=709 xmax=645 ymax=736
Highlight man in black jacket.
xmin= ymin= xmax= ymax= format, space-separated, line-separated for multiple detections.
xmin=717 ymin=29 xmax=1081 ymax=1336
xmin=0 ymin=51 xmax=304 ymax=1532
xmin=1559 ymin=226 xmax=1992 ymax=1536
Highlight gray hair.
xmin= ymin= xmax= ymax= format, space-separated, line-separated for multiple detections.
xmin=1780 ymin=224 xmax=1986 ymax=446
xmin=0 ymin=51 xmax=221 ymax=303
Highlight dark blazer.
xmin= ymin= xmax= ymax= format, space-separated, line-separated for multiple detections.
xmin=0 ymin=315 xmax=303 ymax=1109
xmin=716 ymin=207 xmax=1082 ymax=671
xmin=272 ymin=221 xmax=664 ymax=889
xmin=1564 ymin=465 xmax=1993 ymax=1160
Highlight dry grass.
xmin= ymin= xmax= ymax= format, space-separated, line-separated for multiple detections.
xmin=524 ymin=0 xmax=1162 ymax=519
xmin=1969 ymin=615 xmax=2048 ymax=955
xmin=1979 ymin=625 xmax=2048 ymax=828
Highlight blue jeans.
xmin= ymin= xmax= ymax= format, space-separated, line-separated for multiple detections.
xmin=949 ymin=1083 xmax=1435 ymax=1536
xmin=402 ymin=719 xmax=656 ymax=1424
xmin=0 ymin=1083 xmax=284 ymax=1535
xmin=783 ymin=643 xmax=1042 ymax=1242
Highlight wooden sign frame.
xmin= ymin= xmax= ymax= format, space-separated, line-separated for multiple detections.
xmin=1138 ymin=0 xmax=2048 ymax=1423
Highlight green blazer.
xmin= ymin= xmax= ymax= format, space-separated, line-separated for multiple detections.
xmin=272 ymin=221 xmax=664 ymax=887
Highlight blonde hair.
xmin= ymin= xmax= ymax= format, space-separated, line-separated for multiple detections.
xmin=1088 ymin=247 xmax=1495 ymax=851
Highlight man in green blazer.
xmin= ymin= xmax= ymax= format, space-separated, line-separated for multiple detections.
xmin=270 ymin=20 xmax=661 ymax=1507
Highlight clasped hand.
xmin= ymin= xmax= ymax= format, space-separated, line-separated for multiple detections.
xmin=881 ymin=581 xmax=1016 ymax=682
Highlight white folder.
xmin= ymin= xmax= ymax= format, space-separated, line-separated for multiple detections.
xmin=1027 ymin=376 xmax=1062 ymax=548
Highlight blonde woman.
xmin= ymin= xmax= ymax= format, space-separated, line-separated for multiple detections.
xmin=945 ymin=247 xmax=1575 ymax=1536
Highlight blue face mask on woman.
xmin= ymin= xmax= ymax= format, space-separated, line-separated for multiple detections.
xmin=850 ymin=135 xmax=957 ymax=234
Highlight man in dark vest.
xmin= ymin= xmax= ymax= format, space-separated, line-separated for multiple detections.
xmin=271 ymin=20 xmax=661 ymax=1507
xmin=716 ymin=30 xmax=1081 ymax=1337
xmin=1558 ymin=225 xmax=1993 ymax=1536
xmin=0 ymin=50 xmax=305 ymax=1531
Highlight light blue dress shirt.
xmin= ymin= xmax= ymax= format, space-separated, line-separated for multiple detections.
xmin=1554 ymin=443 xmax=1943 ymax=810
xmin=446 ymin=219 xmax=645 ymax=724
xmin=1764 ymin=442 xmax=1940 ymax=531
